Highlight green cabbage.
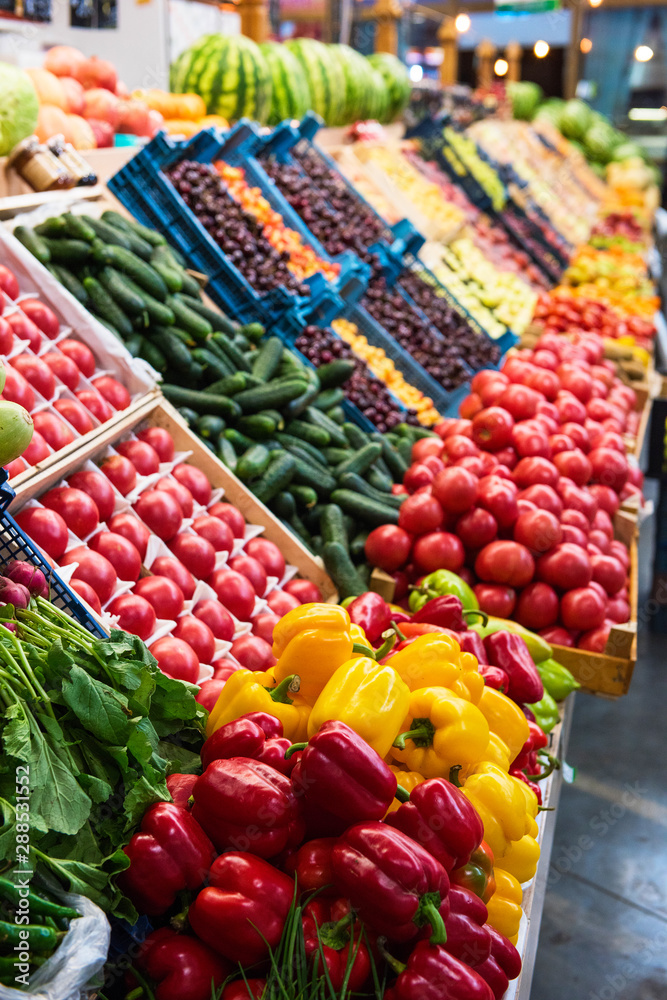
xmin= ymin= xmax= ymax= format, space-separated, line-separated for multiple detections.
xmin=0 ymin=63 xmax=38 ymax=156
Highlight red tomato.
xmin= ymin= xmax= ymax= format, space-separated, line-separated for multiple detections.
xmin=33 ymin=412 xmax=74 ymax=451
xmin=561 ymin=508 xmax=589 ymax=532
xmin=68 ymin=470 xmax=116 ymax=523
xmin=172 ymin=463 xmax=212 ymax=506
xmin=502 ymin=357 xmax=536 ymax=384
xmin=491 ymin=447 xmax=517 ymax=471
xmin=101 ymin=454 xmax=136 ymax=496
xmin=209 ymin=501 xmax=246 ymax=539
xmin=561 ymin=587 xmax=606 ymax=631
xmin=12 ymin=354 xmax=55 ymax=400
xmin=136 ymin=427 xmax=175 ymax=463
xmin=41 ymin=486 xmax=99 ymax=538
xmin=590 ymin=431 xmax=625 ymax=454
xmin=196 ymin=679 xmax=225 ymax=713
xmin=412 ymin=531 xmax=464 ymax=574
xmin=479 ymin=379 xmax=510 ymax=408
xmin=4 ymin=456 xmax=26 ymax=479
xmin=283 ymin=578 xmax=322 ymax=603
xmin=453 ymin=456 xmax=486 ymax=478
xmin=511 ymin=425 xmax=551 ymax=459
xmin=436 ymin=418 xmax=473 ymax=440
xmin=512 ymin=457 xmax=559 ymax=490
xmin=22 ymin=431 xmax=51 ymax=466
xmin=513 ymin=509 xmax=562 ymax=553
xmin=53 ymin=398 xmax=94 ymax=436
xmin=58 ymin=339 xmax=95 ymax=378
xmin=517 ymin=484 xmax=563 ymax=517
xmin=108 ymin=593 xmax=156 ymax=640
xmin=525 ymin=368 xmax=559 ymax=401
xmin=76 ymin=390 xmax=113 ymax=423
xmin=169 ymin=532 xmax=216 ymax=579
xmin=266 ymin=589 xmax=301 ymax=617
xmin=459 ymin=393 xmax=483 ymax=420
xmin=497 ymin=384 xmax=542 ymax=421
xmin=193 ymin=599 xmax=235 ymax=641
xmin=609 ymin=540 xmax=630 ymax=569
xmin=151 ymin=555 xmax=196 ymax=600
xmin=560 ymin=423 xmax=589 ymax=452
xmin=228 ymin=555 xmax=268 ymax=596
xmin=532 ymin=349 xmax=559 ymax=371
xmin=473 ymin=583 xmax=516 ymax=618
xmin=591 ymin=554 xmax=626 ymax=596
xmin=60 ymin=547 xmax=117 ymax=604
xmin=15 ymin=506 xmax=68 ymax=559
xmin=455 ymin=506 xmax=498 ymax=549
xmin=134 ymin=490 xmax=183 ymax=541
xmin=19 ymin=299 xmax=59 ymax=338
xmin=89 ymin=531 xmax=142 ymax=581
xmin=539 ymin=625 xmax=575 ymax=647
xmin=364 ymin=525 xmax=412 ymax=572
xmin=536 ymin=543 xmax=592 ymax=590
xmin=476 ymin=477 xmax=518 ymax=528
xmin=411 ymin=437 xmax=445 ymax=462
xmin=404 ymin=463 xmax=434 ymax=493
xmin=555 ymin=393 xmax=587 ymax=425
xmin=42 ymin=352 xmax=79 ymax=391
xmin=588 ymin=447 xmax=628 ymax=493
xmin=116 ymin=439 xmax=161 ymax=476
xmin=515 ymin=581 xmax=559 ymax=630
xmin=208 ymin=568 xmax=256 ymax=620
xmin=149 ymin=636 xmax=199 ymax=684
xmin=432 ymin=467 xmax=478 ymax=514
xmin=108 ymin=513 xmax=150 ymax=560
xmin=0 ymin=317 xmax=12 ymax=354
xmin=134 ymin=576 xmax=185 ymax=619
xmin=230 ymin=635 xmax=276 ymax=672
xmin=553 ymin=450 xmax=592 ymax=487
xmin=91 ymin=375 xmax=131 ymax=410
xmin=69 ymin=577 xmax=101 ymax=614
xmin=192 ymin=515 xmax=234 ymax=554
xmin=549 ymin=434 xmax=574 ymax=456
xmin=472 ymin=407 xmax=514 ymax=452
xmin=398 ymin=493 xmax=444 ymax=535
xmin=557 ymin=480 xmax=598 ymax=523
xmin=588 ymin=529 xmax=611 ymax=554
xmin=154 ymin=476 xmax=193 ymax=517
xmin=560 ymin=524 xmax=588 ymax=548
xmin=6 ymin=312 xmax=42 ymax=352
xmin=607 ymin=596 xmax=630 ymax=623
xmin=173 ymin=616 xmax=216 ymax=664
xmin=559 ymin=369 xmax=592 ymax=404
xmin=578 ymin=622 xmax=612 ymax=653
xmin=471 ymin=370 xmax=508 ymax=394
xmin=252 ymin=612 xmax=281 ymax=644
xmin=442 ymin=435 xmax=479 ymax=461
xmin=0 ymin=265 xmax=19 ymax=299
xmin=474 ymin=540 xmax=535 ymax=588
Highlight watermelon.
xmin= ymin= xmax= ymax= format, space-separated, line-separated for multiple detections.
xmin=368 ymin=52 xmax=411 ymax=122
xmin=285 ymin=38 xmax=345 ymax=126
xmin=332 ymin=44 xmax=385 ymax=123
xmin=558 ymin=98 xmax=592 ymax=141
xmin=260 ymin=42 xmax=310 ymax=125
xmin=507 ymin=81 xmax=543 ymax=121
xmin=612 ymin=141 xmax=646 ymax=162
xmin=583 ymin=121 xmax=616 ymax=164
xmin=170 ymin=34 xmax=272 ymax=124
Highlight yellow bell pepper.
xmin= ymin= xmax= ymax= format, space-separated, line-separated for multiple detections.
xmin=271 ymin=603 xmax=353 ymax=706
xmin=499 ymin=834 xmax=541 ymax=884
xmin=390 ymin=686 xmax=489 ymax=779
xmin=479 ymin=732 xmax=512 ymax=774
xmin=308 ymin=656 xmax=410 ymax=758
xmin=387 ymin=634 xmax=484 ymax=703
xmin=462 ymin=762 xmax=533 ymax=858
xmin=486 ymin=867 xmax=523 ymax=944
xmin=385 ymin=766 xmax=425 ymax=815
xmin=206 ymin=668 xmax=310 ymax=741
xmin=477 ymin=686 xmax=530 ymax=762
xmin=272 ymin=603 xmax=351 ymax=656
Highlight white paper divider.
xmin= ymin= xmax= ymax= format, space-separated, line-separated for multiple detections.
xmin=197 ymin=663 xmax=215 ymax=683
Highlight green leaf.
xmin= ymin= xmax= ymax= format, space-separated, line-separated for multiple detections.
xmin=62 ymin=665 xmax=132 ymax=745
xmin=157 ymin=741 xmax=202 ymax=774
xmin=122 ymin=774 xmax=168 ymax=831
xmin=3 ymin=703 xmax=31 ymax=763
xmin=27 ymin=715 xmax=92 ymax=836
xmin=78 ymin=773 xmax=113 ymax=805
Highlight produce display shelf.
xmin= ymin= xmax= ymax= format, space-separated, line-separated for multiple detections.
xmin=492 ymin=207 xmax=565 ymax=286
xmin=107 ymin=127 xmax=346 ymax=328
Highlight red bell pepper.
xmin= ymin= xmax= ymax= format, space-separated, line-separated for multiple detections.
xmin=166 ymin=772 xmax=197 ymax=810
xmin=283 ymin=837 xmax=337 ymax=896
xmin=289 ymin=721 xmax=397 ymax=827
xmin=511 ymin=719 xmax=549 ymax=771
xmin=510 ymin=768 xmax=542 ymax=805
xmin=331 ymin=821 xmax=450 ymax=945
xmin=474 ymin=926 xmax=522 ymax=1000
xmin=302 ymin=898 xmax=371 ymax=991
xmin=256 ymin=736 xmax=298 ymax=775
xmin=450 ymin=842 xmax=496 ymax=904
xmin=221 ymin=979 xmax=266 ymax=1000
xmin=383 ymin=941 xmax=495 ymax=1000
xmin=458 ymin=630 xmax=488 ymax=664
xmin=411 ymin=595 xmax=466 ymax=631
xmin=480 ymin=666 xmax=509 ymax=692
xmin=483 ymin=632 xmax=544 ymax=704
xmin=135 ymin=928 xmax=229 ymax=1000
xmin=188 ymin=852 xmax=294 ymax=965
xmin=118 ymin=803 xmax=215 ymax=916
xmin=201 ymin=717 xmax=265 ymax=769
xmin=192 ymin=757 xmax=305 ymax=858
xmin=347 ymin=591 xmax=393 ymax=643
xmin=386 ymin=778 xmax=484 ymax=872
xmin=419 ymin=885 xmax=491 ymax=968
xmin=243 ymin=711 xmax=284 ymax=738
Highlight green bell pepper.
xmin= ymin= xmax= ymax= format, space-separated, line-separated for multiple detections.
xmin=409 ymin=570 xmax=479 ymax=613
xmin=471 ymin=617 xmax=552 ymax=664
xmin=536 ymin=658 xmax=580 ymax=701
xmin=526 ymin=690 xmax=560 ymax=734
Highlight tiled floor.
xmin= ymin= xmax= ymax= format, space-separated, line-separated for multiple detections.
xmin=532 ymin=626 xmax=667 ymax=999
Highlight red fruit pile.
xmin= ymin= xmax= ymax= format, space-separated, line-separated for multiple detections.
xmin=532 ymin=289 xmax=654 ymax=345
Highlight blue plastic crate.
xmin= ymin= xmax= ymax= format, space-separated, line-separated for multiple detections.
xmin=0 ymin=468 xmax=13 ymax=514
xmin=0 ymin=512 xmax=106 ymax=637
xmin=108 ymin=126 xmax=347 ymax=326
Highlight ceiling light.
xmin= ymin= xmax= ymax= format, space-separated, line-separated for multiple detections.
xmin=534 ymin=40 xmax=550 ymax=58
xmin=635 ymin=45 xmax=654 ymax=62
xmin=628 ymin=107 xmax=666 ymax=120
xmin=494 ymin=59 xmax=509 ymax=76
xmin=409 ymin=64 xmax=424 ymax=82
xmin=580 ymin=38 xmax=592 ymax=54
xmin=455 ymin=13 xmax=471 ymax=32
xmin=589 ymin=0 xmax=603 ymax=7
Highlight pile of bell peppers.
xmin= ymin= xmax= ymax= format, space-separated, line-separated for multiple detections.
xmin=115 ymin=594 xmax=581 ymax=999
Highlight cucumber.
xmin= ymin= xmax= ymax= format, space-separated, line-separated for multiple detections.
xmin=237 ymin=444 xmax=271 ymax=481
xmin=83 ymin=277 xmax=134 ymax=338
xmin=195 ymin=414 xmax=226 ymax=441
xmin=207 ymin=373 xmax=248 ymax=396
xmin=323 ymin=541 xmax=366 ymax=599
xmin=371 ymin=432 xmax=409 ymax=481
xmin=252 ymin=337 xmax=284 ymax=381
xmin=342 ymin=422 xmax=369 ymax=449
xmin=124 ymin=334 xmax=143 ymax=358
xmin=63 ymin=213 xmax=96 ymax=242
xmin=409 ymin=425 xmax=439 ymax=440
xmin=313 ymin=388 xmax=345 ymax=411
xmin=310 ymin=534 xmax=323 ymax=556
xmin=285 ymin=375 xmax=321 ymax=419
xmin=233 ymin=332 xmax=252 ymax=352
xmin=224 ymin=429 xmax=256 ymax=455
xmin=14 ymin=226 xmax=51 ymax=264
xmin=203 ymin=338 xmax=236 ymax=375
xmin=316 ymin=359 xmax=356 ymax=388
xmin=151 ymin=328 xmax=195 ymax=372
xmin=254 ymin=451 xmax=296 ymax=504
xmin=217 ymin=438 xmax=238 ymax=471
xmin=291 ymin=455 xmax=336 ymax=499
xmin=166 ymin=295 xmax=212 ymax=342
xmin=165 ymin=360 xmax=202 ymax=389
xmin=112 ymin=227 xmax=153 ymax=261
xmin=261 ymin=409 xmax=285 ymax=431
xmin=210 ymin=332 xmax=253 ymax=373
xmin=234 ymin=379 xmax=308 ymax=415
xmin=326 ymin=405 xmax=346 ymax=425
xmin=98 ymin=267 xmax=146 ymax=316
xmin=48 ymin=264 xmax=88 ymax=305
xmin=330 ymin=489 xmax=400 ymax=526
xmin=275 ymin=433 xmax=328 ymax=468
xmin=303 ymin=407 xmax=349 ymax=448
xmin=93 ymin=244 xmax=168 ymax=300
xmin=177 ymin=406 xmax=199 ymax=426
xmin=240 ymin=322 xmax=265 ymax=343
xmin=82 ymin=215 xmax=133 ymax=250
xmin=285 ymin=419 xmax=330 ymax=448
xmin=397 ymin=438 xmax=412 ymax=464
xmin=139 ymin=340 xmax=167 ymax=373
xmin=323 ymin=447 xmax=353 ymax=466
xmin=367 ymin=465 xmax=394 ymax=493
xmin=350 ymin=530 xmax=370 ymax=563
xmin=289 ymin=484 xmax=318 ymax=509
xmin=320 ymin=503 xmax=348 ymax=548
xmin=237 ymin=413 xmax=279 ymax=441
xmin=35 ymin=217 xmax=68 ymax=238
xmin=278 ymin=352 xmax=304 ymax=377
xmin=123 ymin=276 xmax=175 ymax=326
xmin=287 ymin=510 xmax=312 ymax=547
xmin=102 ymin=210 xmax=167 ymax=247
xmin=335 ymin=443 xmax=382 ymax=480
xmin=271 ymin=491 xmax=297 ymax=521
xmin=338 ymin=472 xmax=405 ymax=510
xmin=181 ymin=271 xmax=203 ymax=297
xmin=192 ymin=347 xmax=233 ymax=384
xmin=151 ymin=259 xmax=183 ymax=293
xmin=161 ymin=385 xmax=241 ymax=419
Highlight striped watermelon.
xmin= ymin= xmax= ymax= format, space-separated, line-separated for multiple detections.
xmin=170 ymin=34 xmax=272 ymax=124
xmin=331 ymin=44 xmax=382 ymax=123
xmin=260 ymin=42 xmax=310 ymax=125
xmin=284 ymin=38 xmax=345 ymax=126
xmin=367 ymin=52 xmax=411 ymax=122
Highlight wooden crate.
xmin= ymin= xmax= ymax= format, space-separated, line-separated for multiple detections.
xmin=9 ymin=394 xmax=338 ymax=602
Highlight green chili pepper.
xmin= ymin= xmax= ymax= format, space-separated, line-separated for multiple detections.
xmin=0 ymin=877 xmax=78 ymax=921
xmin=409 ymin=570 xmax=479 ymax=613
xmin=0 ymin=919 xmax=62 ymax=953
xmin=471 ymin=617 xmax=552 ymax=664
xmin=535 ymin=658 xmax=580 ymax=701
xmin=526 ymin=691 xmax=560 ymax=734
